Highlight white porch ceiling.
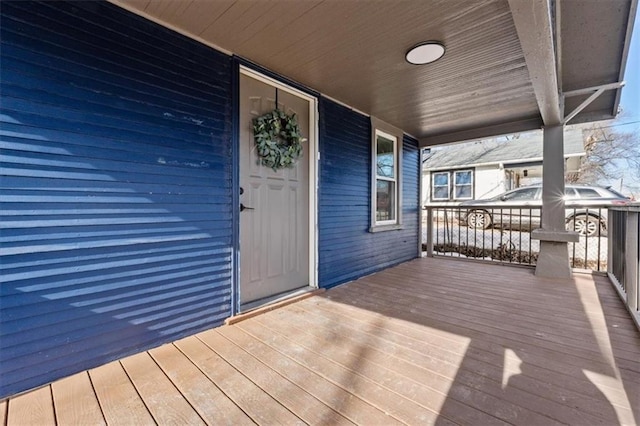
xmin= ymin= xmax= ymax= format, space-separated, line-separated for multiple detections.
xmin=112 ymin=0 xmax=636 ymax=147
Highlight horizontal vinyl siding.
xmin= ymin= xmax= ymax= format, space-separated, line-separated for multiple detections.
xmin=0 ymin=1 xmax=233 ymax=398
xmin=318 ymin=98 xmax=420 ymax=288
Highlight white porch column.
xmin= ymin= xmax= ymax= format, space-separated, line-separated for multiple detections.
xmin=532 ymin=125 xmax=579 ymax=278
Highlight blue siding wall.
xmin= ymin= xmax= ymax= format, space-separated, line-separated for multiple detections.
xmin=0 ymin=1 xmax=233 ymax=398
xmin=318 ymin=98 xmax=420 ymax=288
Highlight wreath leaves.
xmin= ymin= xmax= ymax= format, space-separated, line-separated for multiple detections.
xmin=253 ymin=109 xmax=306 ymax=171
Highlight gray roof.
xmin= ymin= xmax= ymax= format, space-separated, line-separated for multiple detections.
xmin=422 ymin=129 xmax=585 ymax=170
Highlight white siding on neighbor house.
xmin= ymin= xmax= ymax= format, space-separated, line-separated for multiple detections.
xmin=474 ymin=166 xmax=505 ymax=199
xmin=422 ymin=171 xmax=430 ymax=204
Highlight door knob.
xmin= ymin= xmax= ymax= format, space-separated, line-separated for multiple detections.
xmin=240 ymin=203 xmax=254 ymax=212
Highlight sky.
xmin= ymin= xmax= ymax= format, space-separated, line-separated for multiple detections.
xmin=603 ymin=9 xmax=640 ymax=195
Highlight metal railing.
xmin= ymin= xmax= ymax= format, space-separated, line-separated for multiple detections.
xmin=423 ymin=204 xmax=610 ymax=271
xmin=607 ymin=207 xmax=640 ymax=331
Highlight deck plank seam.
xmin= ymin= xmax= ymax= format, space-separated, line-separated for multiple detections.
xmin=276 ymin=302 xmax=607 ymax=425
xmin=304 ymin=298 xmax=636 ymax=405
xmin=321 ymin=289 xmax=640 ymax=391
xmin=265 ymin=306 xmax=518 ymax=425
xmin=356 ymin=278 xmax=640 ymax=356
xmin=85 ymin=371 xmax=108 ymax=426
xmin=218 ymin=326 xmax=396 ymax=426
xmin=246 ymin=315 xmax=474 ymax=426
xmin=192 ymin=334 xmax=307 ymax=425
xmin=49 ymin=385 xmax=58 ymax=426
xmin=334 ymin=283 xmax=640 ymax=376
xmin=144 ymin=346 xmax=209 ymax=426
xmin=235 ymin=320 xmax=413 ymax=425
xmin=210 ymin=328 xmax=354 ymax=425
xmin=116 ymin=360 xmax=158 ymax=426
xmin=170 ymin=341 xmax=260 ymax=426
xmin=287 ymin=301 xmax=631 ymax=423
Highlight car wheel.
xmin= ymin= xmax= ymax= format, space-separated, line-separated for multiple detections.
xmin=567 ymin=214 xmax=601 ymax=237
xmin=467 ymin=210 xmax=491 ymax=229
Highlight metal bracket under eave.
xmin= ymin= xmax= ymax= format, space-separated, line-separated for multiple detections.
xmin=562 ymin=81 xmax=626 ymax=124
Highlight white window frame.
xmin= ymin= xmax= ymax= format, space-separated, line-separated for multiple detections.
xmin=370 ymin=118 xmax=403 ymax=232
xmin=432 ymin=171 xmax=451 ymax=201
xmin=453 ymin=170 xmax=473 ymax=200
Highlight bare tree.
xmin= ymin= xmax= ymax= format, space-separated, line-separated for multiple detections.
xmin=567 ymin=125 xmax=640 ymax=194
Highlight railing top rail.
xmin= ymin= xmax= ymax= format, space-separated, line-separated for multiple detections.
xmin=423 ymin=203 xmax=619 ymax=210
xmin=609 ymin=206 xmax=640 ymax=213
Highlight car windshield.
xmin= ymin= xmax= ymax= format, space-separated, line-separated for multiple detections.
xmin=492 ymin=187 xmax=539 ymax=201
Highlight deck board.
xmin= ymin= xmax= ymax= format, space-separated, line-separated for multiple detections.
xmin=148 ymin=343 xmax=254 ymax=425
xmin=251 ymin=305 xmax=513 ymax=426
xmin=3 ymin=257 xmax=639 ymax=425
xmin=353 ymin=275 xmax=640 ymax=370
xmin=120 ymin=351 xmax=205 ymax=425
xmin=7 ymin=386 xmax=55 ymax=426
xmin=216 ymin=325 xmax=397 ymax=425
xmin=287 ymin=300 xmax=619 ymax=424
xmin=175 ymin=335 xmax=304 ymax=425
xmin=198 ymin=329 xmax=354 ymax=425
xmin=298 ymin=295 xmax=632 ymax=416
xmin=89 ymin=360 xmax=155 ymax=426
xmin=51 ymin=372 xmax=105 ymax=426
xmin=239 ymin=319 xmax=437 ymax=425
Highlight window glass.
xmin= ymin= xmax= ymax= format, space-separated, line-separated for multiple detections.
xmin=376 ymin=180 xmax=396 ymax=221
xmin=455 ymin=171 xmax=472 ymax=185
xmin=432 ymin=172 xmax=450 ymax=200
xmin=453 ymin=170 xmax=473 ymax=199
xmin=576 ymin=188 xmax=600 ymax=198
xmin=455 ymin=185 xmax=472 ymax=199
xmin=564 ymin=187 xmax=578 ymax=198
xmin=503 ymin=187 xmax=538 ymax=201
xmin=433 ymin=173 xmax=449 ymax=186
xmin=376 ymin=135 xmax=395 ymax=178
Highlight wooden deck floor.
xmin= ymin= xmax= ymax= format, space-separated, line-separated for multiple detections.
xmin=3 ymin=257 xmax=640 ymax=425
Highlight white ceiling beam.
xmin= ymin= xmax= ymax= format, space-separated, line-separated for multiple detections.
xmin=419 ymin=117 xmax=543 ymax=147
xmin=508 ymin=0 xmax=562 ymax=126
xmin=563 ymin=81 xmax=625 ymax=124
xmin=564 ymin=82 xmax=626 ymax=98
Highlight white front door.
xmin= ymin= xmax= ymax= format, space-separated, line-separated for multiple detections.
xmin=239 ymin=72 xmax=313 ymax=306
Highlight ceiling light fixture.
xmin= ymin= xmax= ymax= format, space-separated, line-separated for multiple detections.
xmin=405 ymin=41 xmax=445 ymax=65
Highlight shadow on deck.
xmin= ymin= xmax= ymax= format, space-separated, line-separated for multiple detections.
xmin=3 ymin=257 xmax=639 ymax=425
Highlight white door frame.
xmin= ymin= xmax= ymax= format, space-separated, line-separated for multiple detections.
xmin=239 ymin=66 xmax=319 ymax=291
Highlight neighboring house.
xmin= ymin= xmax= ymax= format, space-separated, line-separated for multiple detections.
xmin=0 ymin=0 xmax=633 ymax=400
xmin=422 ymin=130 xmax=586 ymax=205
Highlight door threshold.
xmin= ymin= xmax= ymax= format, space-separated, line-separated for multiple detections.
xmin=227 ymin=287 xmax=324 ymax=325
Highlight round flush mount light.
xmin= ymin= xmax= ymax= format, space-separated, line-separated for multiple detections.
xmin=405 ymin=41 xmax=446 ymax=65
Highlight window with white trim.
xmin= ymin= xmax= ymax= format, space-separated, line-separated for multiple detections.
xmin=453 ymin=170 xmax=473 ymax=199
xmin=371 ymin=118 xmax=403 ymax=231
xmin=430 ymin=169 xmax=474 ymax=201
xmin=375 ymin=130 xmax=397 ymax=223
xmin=432 ymin=172 xmax=450 ymax=200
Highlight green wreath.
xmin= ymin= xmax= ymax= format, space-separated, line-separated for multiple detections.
xmin=252 ymin=109 xmax=305 ymax=171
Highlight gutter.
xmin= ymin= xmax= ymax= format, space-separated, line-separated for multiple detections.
xmin=423 ymin=152 xmax=586 ymax=172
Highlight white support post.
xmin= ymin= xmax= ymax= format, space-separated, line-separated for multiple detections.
xmin=426 ymin=207 xmax=434 ymax=257
xmin=532 ymin=125 xmax=579 ymax=278
xmin=625 ymin=211 xmax=639 ymax=312
xmin=607 ymin=212 xmax=614 ymax=276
